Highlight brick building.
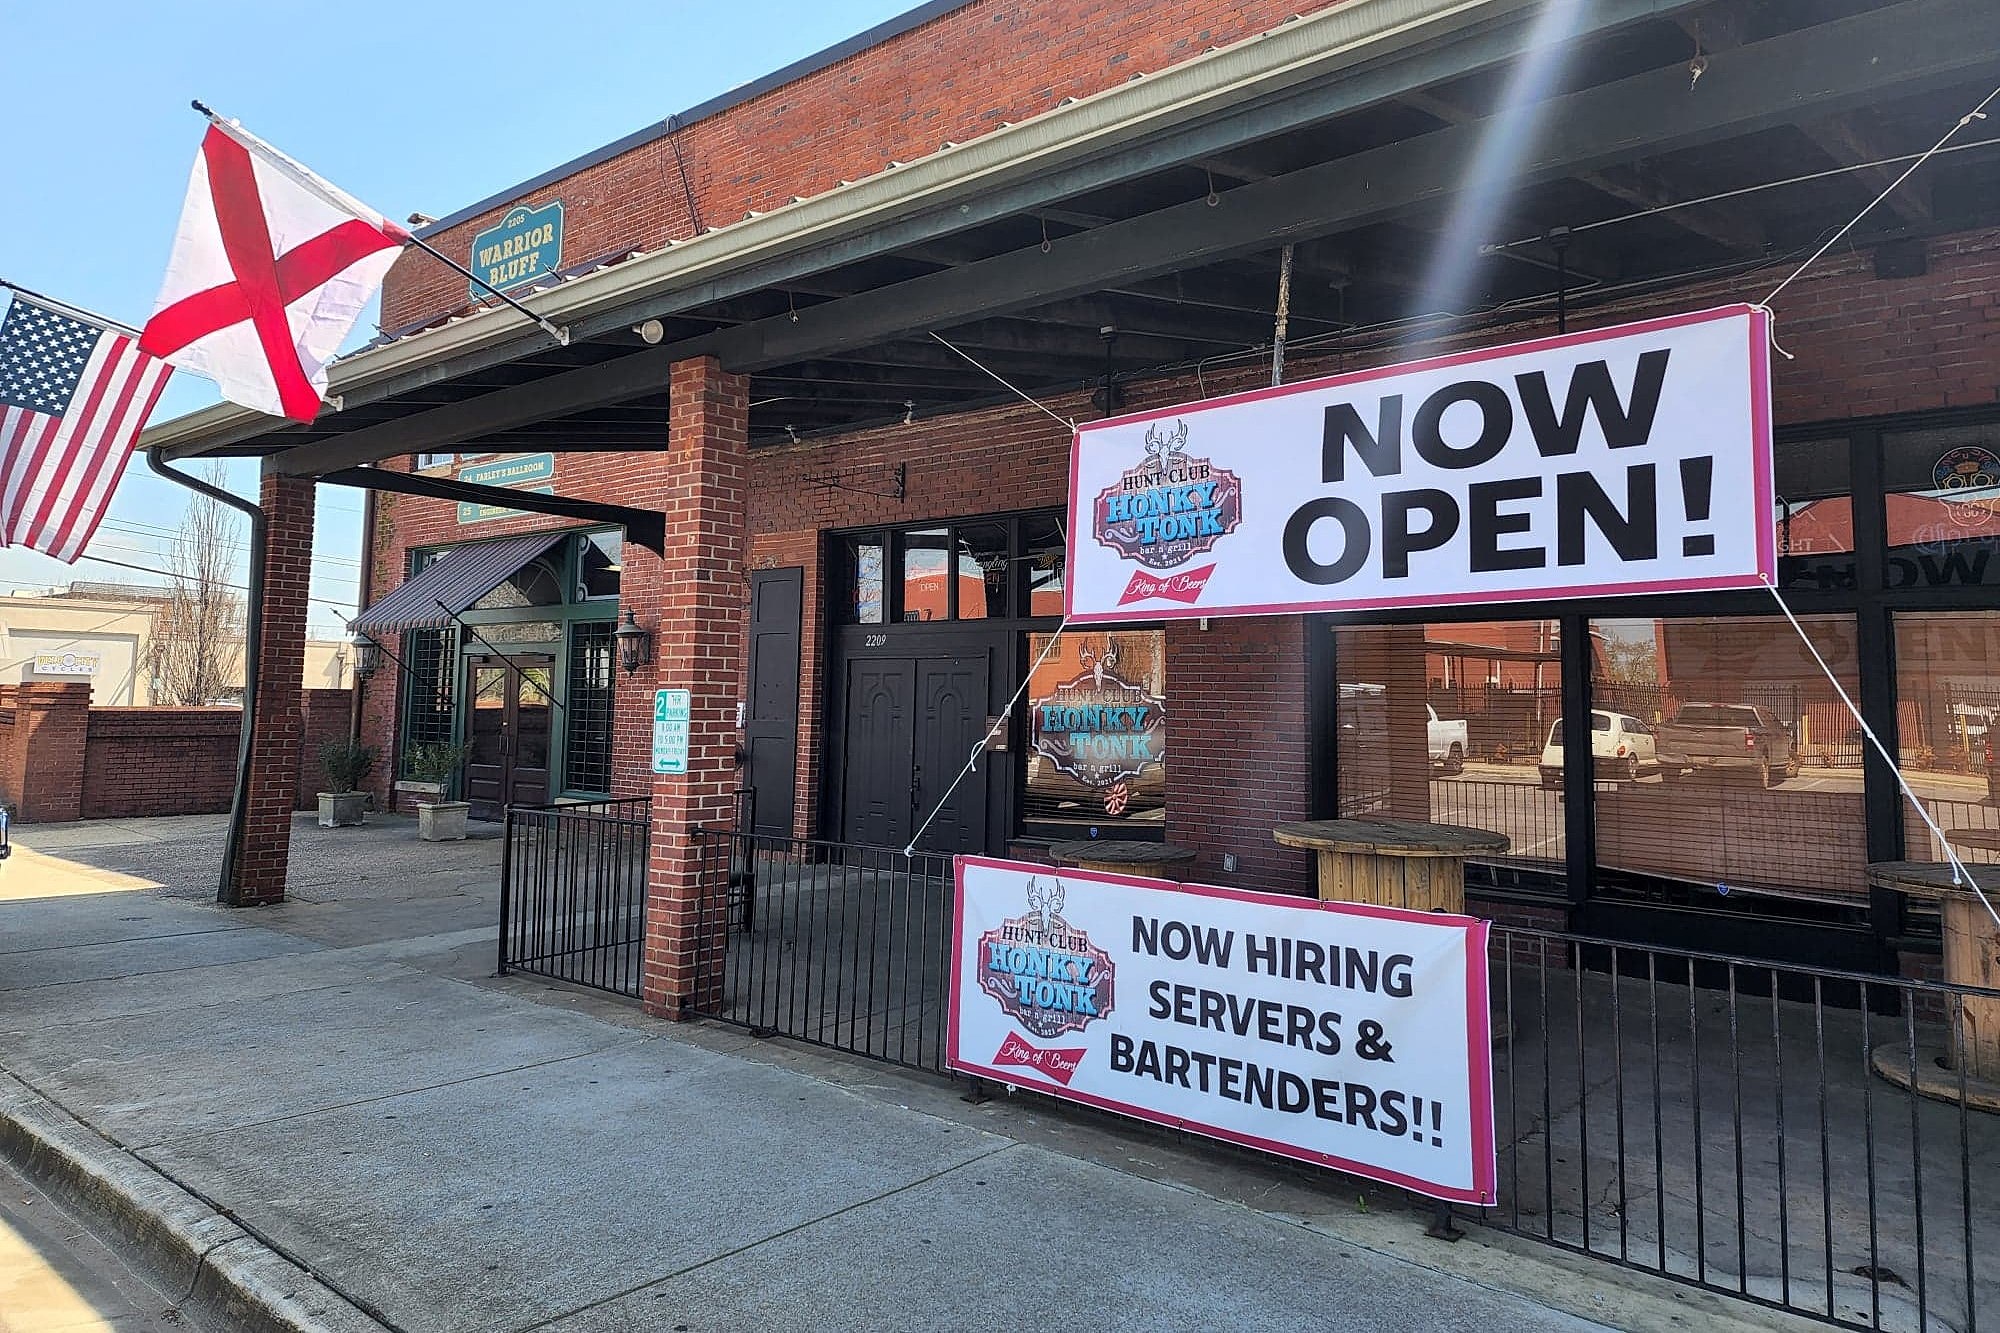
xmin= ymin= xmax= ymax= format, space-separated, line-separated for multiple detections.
xmin=144 ymin=0 xmax=2000 ymax=986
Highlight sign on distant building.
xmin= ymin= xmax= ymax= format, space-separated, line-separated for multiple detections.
xmin=32 ymin=650 xmax=99 ymax=677
xmin=652 ymin=689 xmax=691 ymax=775
xmin=1065 ymin=305 xmax=1774 ymax=622
xmin=456 ymin=453 xmax=556 ymax=525
xmin=467 ymin=201 xmax=564 ymax=300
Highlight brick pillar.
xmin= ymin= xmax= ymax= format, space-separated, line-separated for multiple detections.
xmin=7 ymin=683 xmax=90 ymax=822
xmin=641 ymin=357 xmax=749 ymax=1018
xmin=226 ymin=463 xmax=315 ymax=906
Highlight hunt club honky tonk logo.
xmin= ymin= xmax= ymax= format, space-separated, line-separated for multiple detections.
xmin=1092 ymin=419 xmax=1243 ymax=569
xmin=1031 ymin=642 xmax=1167 ymax=791
xmin=977 ymin=876 xmax=1115 ymax=1040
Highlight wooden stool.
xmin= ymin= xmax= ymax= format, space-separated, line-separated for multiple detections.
xmin=1049 ymin=839 xmax=1197 ymax=880
xmin=1272 ymin=818 xmax=1509 ymax=913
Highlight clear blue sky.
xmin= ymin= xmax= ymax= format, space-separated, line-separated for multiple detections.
xmin=1 ymin=0 xmax=916 ymax=636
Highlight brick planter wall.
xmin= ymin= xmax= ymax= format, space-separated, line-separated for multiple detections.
xmin=81 ymin=708 xmax=241 ymax=818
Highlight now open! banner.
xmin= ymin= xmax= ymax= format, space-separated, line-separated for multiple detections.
xmin=1064 ymin=305 xmax=1774 ymax=622
xmin=947 ymin=857 xmax=1496 ymax=1203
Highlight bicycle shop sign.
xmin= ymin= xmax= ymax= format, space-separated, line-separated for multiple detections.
xmin=1064 ymin=305 xmax=1775 ymax=621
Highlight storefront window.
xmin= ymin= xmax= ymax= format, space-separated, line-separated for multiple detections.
xmin=1590 ymin=615 xmax=1865 ymax=906
xmin=1025 ymin=630 xmax=1166 ymax=831
xmin=900 ymin=528 xmax=950 ymax=622
xmin=473 ymin=557 xmax=563 ymax=609
xmin=1883 ymin=424 xmax=2000 ymax=590
xmin=1021 ymin=514 xmax=1065 ymax=617
xmin=575 ymin=531 xmax=621 ymax=601
xmin=955 ymin=523 xmax=1010 ymax=620
xmin=565 ymin=621 xmax=615 ymax=794
xmin=1333 ymin=621 xmax=1566 ymax=876
xmin=1894 ymin=612 xmax=2000 ymax=862
xmin=833 ymin=534 xmax=885 ymax=624
xmin=1775 ymin=436 xmax=1854 ymax=592
xmin=398 ymin=627 xmax=457 ymax=772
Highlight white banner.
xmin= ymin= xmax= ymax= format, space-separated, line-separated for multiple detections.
xmin=1065 ymin=305 xmax=1773 ymax=622
xmin=948 ymin=857 xmax=1495 ymax=1203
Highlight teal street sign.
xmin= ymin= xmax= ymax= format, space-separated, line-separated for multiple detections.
xmin=653 ymin=689 xmax=692 ymax=775
xmin=468 ymin=200 xmax=564 ymax=299
xmin=456 ymin=454 xmax=556 ymax=525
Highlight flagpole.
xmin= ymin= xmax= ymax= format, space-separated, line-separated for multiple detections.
xmin=0 ymin=278 xmax=142 ymax=338
xmin=189 ymin=101 xmax=570 ymax=349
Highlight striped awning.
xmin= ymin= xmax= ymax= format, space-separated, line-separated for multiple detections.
xmin=350 ymin=530 xmax=569 ymax=636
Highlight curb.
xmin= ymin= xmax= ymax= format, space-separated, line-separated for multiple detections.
xmin=0 ymin=1071 xmax=390 ymax=1333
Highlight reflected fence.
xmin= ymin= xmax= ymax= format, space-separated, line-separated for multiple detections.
xmin=488 ymin=809 xmax=1996 ymax=1330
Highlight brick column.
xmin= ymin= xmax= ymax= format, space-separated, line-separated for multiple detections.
xmin=641 ymin=357 xmax=749 ymax=1018
xmin=225 ymin=463 xmax=315 ymax=906
xmin=6 ymin=683 xmax=90 ymax=823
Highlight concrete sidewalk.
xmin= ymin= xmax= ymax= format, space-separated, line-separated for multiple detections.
xmin=0 ymin=814 xmax=1804 ymax=1332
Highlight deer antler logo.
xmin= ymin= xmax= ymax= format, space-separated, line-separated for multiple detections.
xmin=1142 ymin=419 xmax=1190 ymax=469
xmin=1079 ymin=642 xmax=1119 ymax=689
xmin=1025 ymin=876 xmax=1066 ymax=935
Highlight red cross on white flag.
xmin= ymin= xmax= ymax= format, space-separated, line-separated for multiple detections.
xmin=141 ymin=118 xmax=407 ymax=422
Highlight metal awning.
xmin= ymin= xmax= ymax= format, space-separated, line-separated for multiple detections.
xmin=351 ymin=530 xmax=569 ymax=636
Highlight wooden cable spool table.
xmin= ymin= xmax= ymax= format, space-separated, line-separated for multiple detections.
xmin=1864 ymin=860 xmax=2000 ymax=1111
xmin=1048 ymin=839 xmax=1197 ymax=879
xmin=1271 ymin=818 xmax=1509 ymax=913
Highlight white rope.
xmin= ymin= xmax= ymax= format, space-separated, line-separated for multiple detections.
xmin=1762 ymin=579 xmax=1997 ymax=928
xmin=903 ymin=617 xmax=1073 ymax=856
xmin=929 ymin=332 xmax=1078 ymax=431
xmin=1761 ymin=84 xmax=2000 ymax=308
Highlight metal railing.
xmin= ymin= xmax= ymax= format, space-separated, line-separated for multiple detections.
xmin=691 ymin=827 xmax=954 ymax=1073
xmin=498 ymin=796 xmax=650 ymax=998
xmin=1487 ymin=926 xmax=1997 ymax=1332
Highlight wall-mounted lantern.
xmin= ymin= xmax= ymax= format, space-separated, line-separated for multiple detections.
xmin=614 ymin=609 xmax=654 ymax=676
xmin=350 ymin=630 xmax=382 ymax=682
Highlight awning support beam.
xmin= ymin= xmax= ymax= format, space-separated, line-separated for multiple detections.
xmin=318 ymin=467 xmax=665 ymax=555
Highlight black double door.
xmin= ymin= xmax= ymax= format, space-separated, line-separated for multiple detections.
xmin=841 ymin=653 xmax=990 ymax=854
xmin=465 ymin=654 xmax=553 ymax=819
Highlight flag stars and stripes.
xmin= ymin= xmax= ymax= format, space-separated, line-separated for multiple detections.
xmin=0 ymin=302 xmax=102 ymax=416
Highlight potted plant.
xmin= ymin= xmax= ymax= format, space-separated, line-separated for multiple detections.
xmin=317 ymin=740 xmax=374 ymax=828
xmin=404 ymin=741 xmax=472 ymax=842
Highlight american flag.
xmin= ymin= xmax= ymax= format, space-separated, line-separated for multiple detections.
xmin=0 ymin=293 xmax=170 ymax=563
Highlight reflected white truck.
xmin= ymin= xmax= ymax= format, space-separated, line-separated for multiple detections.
xmin=1428 ymin=705 xmax=1468 ymax=774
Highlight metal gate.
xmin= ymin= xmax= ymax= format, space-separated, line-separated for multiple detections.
xmin=692 ymin=825 xmax=954 ymax=1073
xmin=498 ymin=797 xmax=650 ymax=998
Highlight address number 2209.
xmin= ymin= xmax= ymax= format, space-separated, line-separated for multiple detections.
xmin=864 ymin=633 xmax=888 ymax=648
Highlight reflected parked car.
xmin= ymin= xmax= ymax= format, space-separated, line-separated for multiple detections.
xmin=1539 ymin=710 xmax=1658 ymax=788
xmin=1657 ymin=702 xmax=1799 ymax=788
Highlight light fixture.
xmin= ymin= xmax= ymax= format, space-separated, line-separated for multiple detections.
xmin=613 ymin=610 xmax=653 ymax=675
xmin=349 ymin=629 xmax=382 ymax=681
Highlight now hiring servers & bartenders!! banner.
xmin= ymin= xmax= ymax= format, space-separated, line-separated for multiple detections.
xmin=947 ymin=858 xmax=1496 ymax=1203
xmin=1063 ymin=305 xmax=1775 ymax=621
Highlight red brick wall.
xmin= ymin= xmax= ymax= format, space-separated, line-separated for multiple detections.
xmin=379 ymin=0 xmax=1360 ymax=332
xmin=297 ymin=688 xmax=355 ymax=809
xmin=0 ymin=684 xmax=90 ymax=823
xmin=81 ymin=708 xmax=240 ymax=819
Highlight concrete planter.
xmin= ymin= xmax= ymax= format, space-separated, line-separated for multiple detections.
xmin=318 ymin=792 xmax=367 ymax=828
xmin=418 ymin=801 xmax=471 ymax=842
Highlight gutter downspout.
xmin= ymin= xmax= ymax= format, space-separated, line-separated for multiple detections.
xmin=147 ymin=448 xmax=264 ymax=907
xmin=354 ymin=476 xmax=377 ymax=749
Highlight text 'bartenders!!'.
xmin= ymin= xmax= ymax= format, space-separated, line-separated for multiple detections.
xmin=949 ymin=859 xmax=1496 ymax=1202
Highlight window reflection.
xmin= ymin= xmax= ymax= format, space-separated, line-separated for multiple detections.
xmin=1895 ymin=612 xmax=2000 ymax=863
xmin=1591 ymin=615 xmax=1865 ymax=906
xmin=1334 ymin=621 xmax=1565 ymax=873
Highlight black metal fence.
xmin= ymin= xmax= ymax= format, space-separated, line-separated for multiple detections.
xmin=691 ymin=827 xmax=954 ymax=1073
xmin=1488 ymin=926 xmax=1996 ymax=1333
xmin=498 ymin=797 xmax=650 ymax=998
xmin=510 ymin=814 xmax=1997 ymax=1330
